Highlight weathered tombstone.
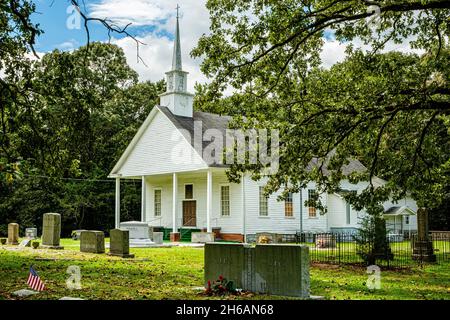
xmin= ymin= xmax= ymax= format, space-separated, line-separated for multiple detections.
xmin=315 ymin=234 xmax=336 ymax=248
xmin=80 ymin=231 xmax=105 ymax=254
xmin=204 ymin=243 xmax=310 ymax=298
xmin=12 ymin=289 xmax=39 ymax=297
xmin=7 ymin=223 xmax=19 ymax=245
xmin=119 ymin=221 xmax=154 ymax=247
xmin=108 ymin=229 xmax=134 ymax=258
xmin=204 ymin=243 xmax=248 ymax=290
xmin=41 ymin=213 xmax=64 ymax=249
xmin=191 ymin=232 xmax=215 ymax=243
xmin=25 ymin=228 xmax=38 ymax=239
xmin=256 ymin=232 xmax=283 ymax=244
xmin=412 ymin=208 xmax=436 ymax=262
xmin=255 ymin=244 xmax=310 ymax=298
xmin=152 ymin=232 xmax=164 ymax=245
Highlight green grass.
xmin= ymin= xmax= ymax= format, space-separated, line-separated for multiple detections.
xmin=0 ymin=239 xmax=449 ymax=300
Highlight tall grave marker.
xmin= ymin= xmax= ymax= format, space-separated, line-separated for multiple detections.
xmin=41 ymin=213 xmax=64 ymax=249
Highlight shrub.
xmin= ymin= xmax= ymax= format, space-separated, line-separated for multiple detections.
xmin=354 ymin=208 xmax=393 ymax=265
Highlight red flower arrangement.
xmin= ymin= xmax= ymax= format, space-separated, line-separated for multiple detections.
xmin=205 ymin=275 xmax=236 ymax=296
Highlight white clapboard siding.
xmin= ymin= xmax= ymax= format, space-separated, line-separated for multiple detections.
xmin=382 ymin=195 xmax=418 ymax=232
xmin=403 ymin=197 xmax=418 ymax=230
xmin=114 ymin=110 xmax=208 ymax=177
xmin=145 ymin=176 xmax=172 ymax=228
xmin=243 ymin=178 xmax=382 ymax=234
xmin=211 ymin=173 xmax=243 ymax=234
xmin=299 ymin=186 xmax=328 ymax=233
xmin=326 ymin=194 xmax=345 ymax=228
xmin=326 ymin=193 xmax=362 ymax=229
xmin=144 ymin=171 xmax=243 ymax=233
xmin=243 ymin=177 xmax=327 ymax=234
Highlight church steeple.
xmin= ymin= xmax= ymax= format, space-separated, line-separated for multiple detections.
xmin=172 ymin=5 xmax=182 ymax=71
xmin=159 ymin=5 xmax=194 ymax=117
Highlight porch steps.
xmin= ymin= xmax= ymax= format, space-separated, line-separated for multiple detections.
xmin=162 ymin=228 xmax=202 ymax=242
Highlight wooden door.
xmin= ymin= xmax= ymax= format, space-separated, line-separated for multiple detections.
xmin=183 ymin=200 xmax=196 ymax=226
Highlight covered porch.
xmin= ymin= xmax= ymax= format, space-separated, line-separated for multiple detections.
xmin=113 ymin=168 xmax=241 ymax=241
xmin=384 ymin=206 xmax=416 ymax=236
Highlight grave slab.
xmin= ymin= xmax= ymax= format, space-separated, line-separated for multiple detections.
xmin=41 ymin=213 xmax=64 ymax=249
xmin=8 ymin=223 xmax=19 ymax=245
xmin=108 ymin=229 xmax=134 ymax=258
xmin=12 ymin=289 xmax=39 ymax=297
xmin=80 ymin=231 xmax=105 ymax=254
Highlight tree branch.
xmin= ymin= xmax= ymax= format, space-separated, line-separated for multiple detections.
xmin=70 ymin=0 xmax=148 ymax=66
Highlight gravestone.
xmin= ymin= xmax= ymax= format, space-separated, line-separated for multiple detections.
xmin=119 ymin=221 xmax=154 ymax=247
xmin=315 ymin=234 xmax=336 ymax=248
xmin=152 ymin=232 xmax=164 ymax=245
xmin=25 ymin=228 xmax=38 ymax=239
xmin=7 ymin=223 xmax=19 ymax=245
xmin=412 ymin=208 xmax=436 ymax=262
xmin=12 ymin=289 xmax=39 ymax=297
xmin=191 ymin=232 xmax=215 ymax=243
xmin=80 ymin=231 xmax=105 ymax=254
xmin=41 ymin=213 xmax=64 ymax=249
xmin=255 ymin=245 xmax=310 ymax=297
xmin=108 ymin=229 xmax=134 ymax=258
xmin=256 ymin=232 xmax=283 ymax=244
xmin=204 ymin=243 xmax=310 ymax=298
xmin=204 ymin=243 xmax=249 ymax=290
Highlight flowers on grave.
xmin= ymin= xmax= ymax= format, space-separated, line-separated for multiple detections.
xmin=32 ymin=241 xmax=40 ymax=249
xmin=258 ymin=236 xmax=271 ymax=244
xmin=316 ymin=239 xmax=325 ymax=248
xmin=205 ymin=275 xmax=236 ymax=296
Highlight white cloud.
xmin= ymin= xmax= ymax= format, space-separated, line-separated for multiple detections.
xmin=320 ymin=40 xmax=348 ymax=68
xmin=55 ymin=39 xmax=79 ymax=51
xmin=92 ymin=1 xmax=425 ymax=94
xmin=89 ymin=0 xmax=167 ymax=27
xmin=1 ymin=52 xmax=43 ymax=80
xmin=320 ymin=37 xmax=424 ymax=69
xmin=105 ymin=0 xmax=210 ymax=92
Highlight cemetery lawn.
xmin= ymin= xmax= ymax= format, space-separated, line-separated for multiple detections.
xmin=0 ymin=239 xmax=449 ymax=300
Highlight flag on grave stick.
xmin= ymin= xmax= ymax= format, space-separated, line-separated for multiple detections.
xmin=27 ymin=266 xmax=46 ymax=291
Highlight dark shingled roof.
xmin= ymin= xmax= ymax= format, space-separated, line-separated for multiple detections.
xmin=158 ymin=106 xmax=231 ymax=167
xmin=307 ymin=156 xmax=367 ymax=176
xmin=384 ymin=206 xmax=416 ymax=215
xmin=158 ymin=105 xmax=368 ymax=174
xmin=385 ymin=207 xmax=402 ymax=214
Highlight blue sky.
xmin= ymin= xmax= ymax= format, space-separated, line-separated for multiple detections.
xmin=29 ymin=0 xmax=414 ymax=90
xmin=28 ymin=0 xmax=213 ymax=90
xmin=32 ymin=0 xmax=171 ymax=52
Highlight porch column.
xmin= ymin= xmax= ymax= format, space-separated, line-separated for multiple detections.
xmin=172 ymin=173 xmax=178 ymax=233
xmin=206 ymin=169 xmax=212 ymax=232
xmin=115 ymin=177 xmax=120 ymax=229
xmin=141 ymin=176 xmax=146 ymax=222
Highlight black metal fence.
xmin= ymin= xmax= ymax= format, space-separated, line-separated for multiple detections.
xmin=248 ymin=231 xmax=450 ymax=268
xmin=301 ymin=231 xmax=450 ymax=268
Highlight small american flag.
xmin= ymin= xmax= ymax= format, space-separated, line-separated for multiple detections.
xmin=27 ymin=266 xmax=46 ymax=291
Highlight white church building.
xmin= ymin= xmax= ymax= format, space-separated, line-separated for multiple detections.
xmin=109 ymin=16 xmax=418 ymax=242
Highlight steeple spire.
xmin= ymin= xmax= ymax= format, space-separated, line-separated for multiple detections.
xmin=172 ymin=4 xmax=182 ymax=71
xmin=159 ymin=5 xmax=194 ymax=118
